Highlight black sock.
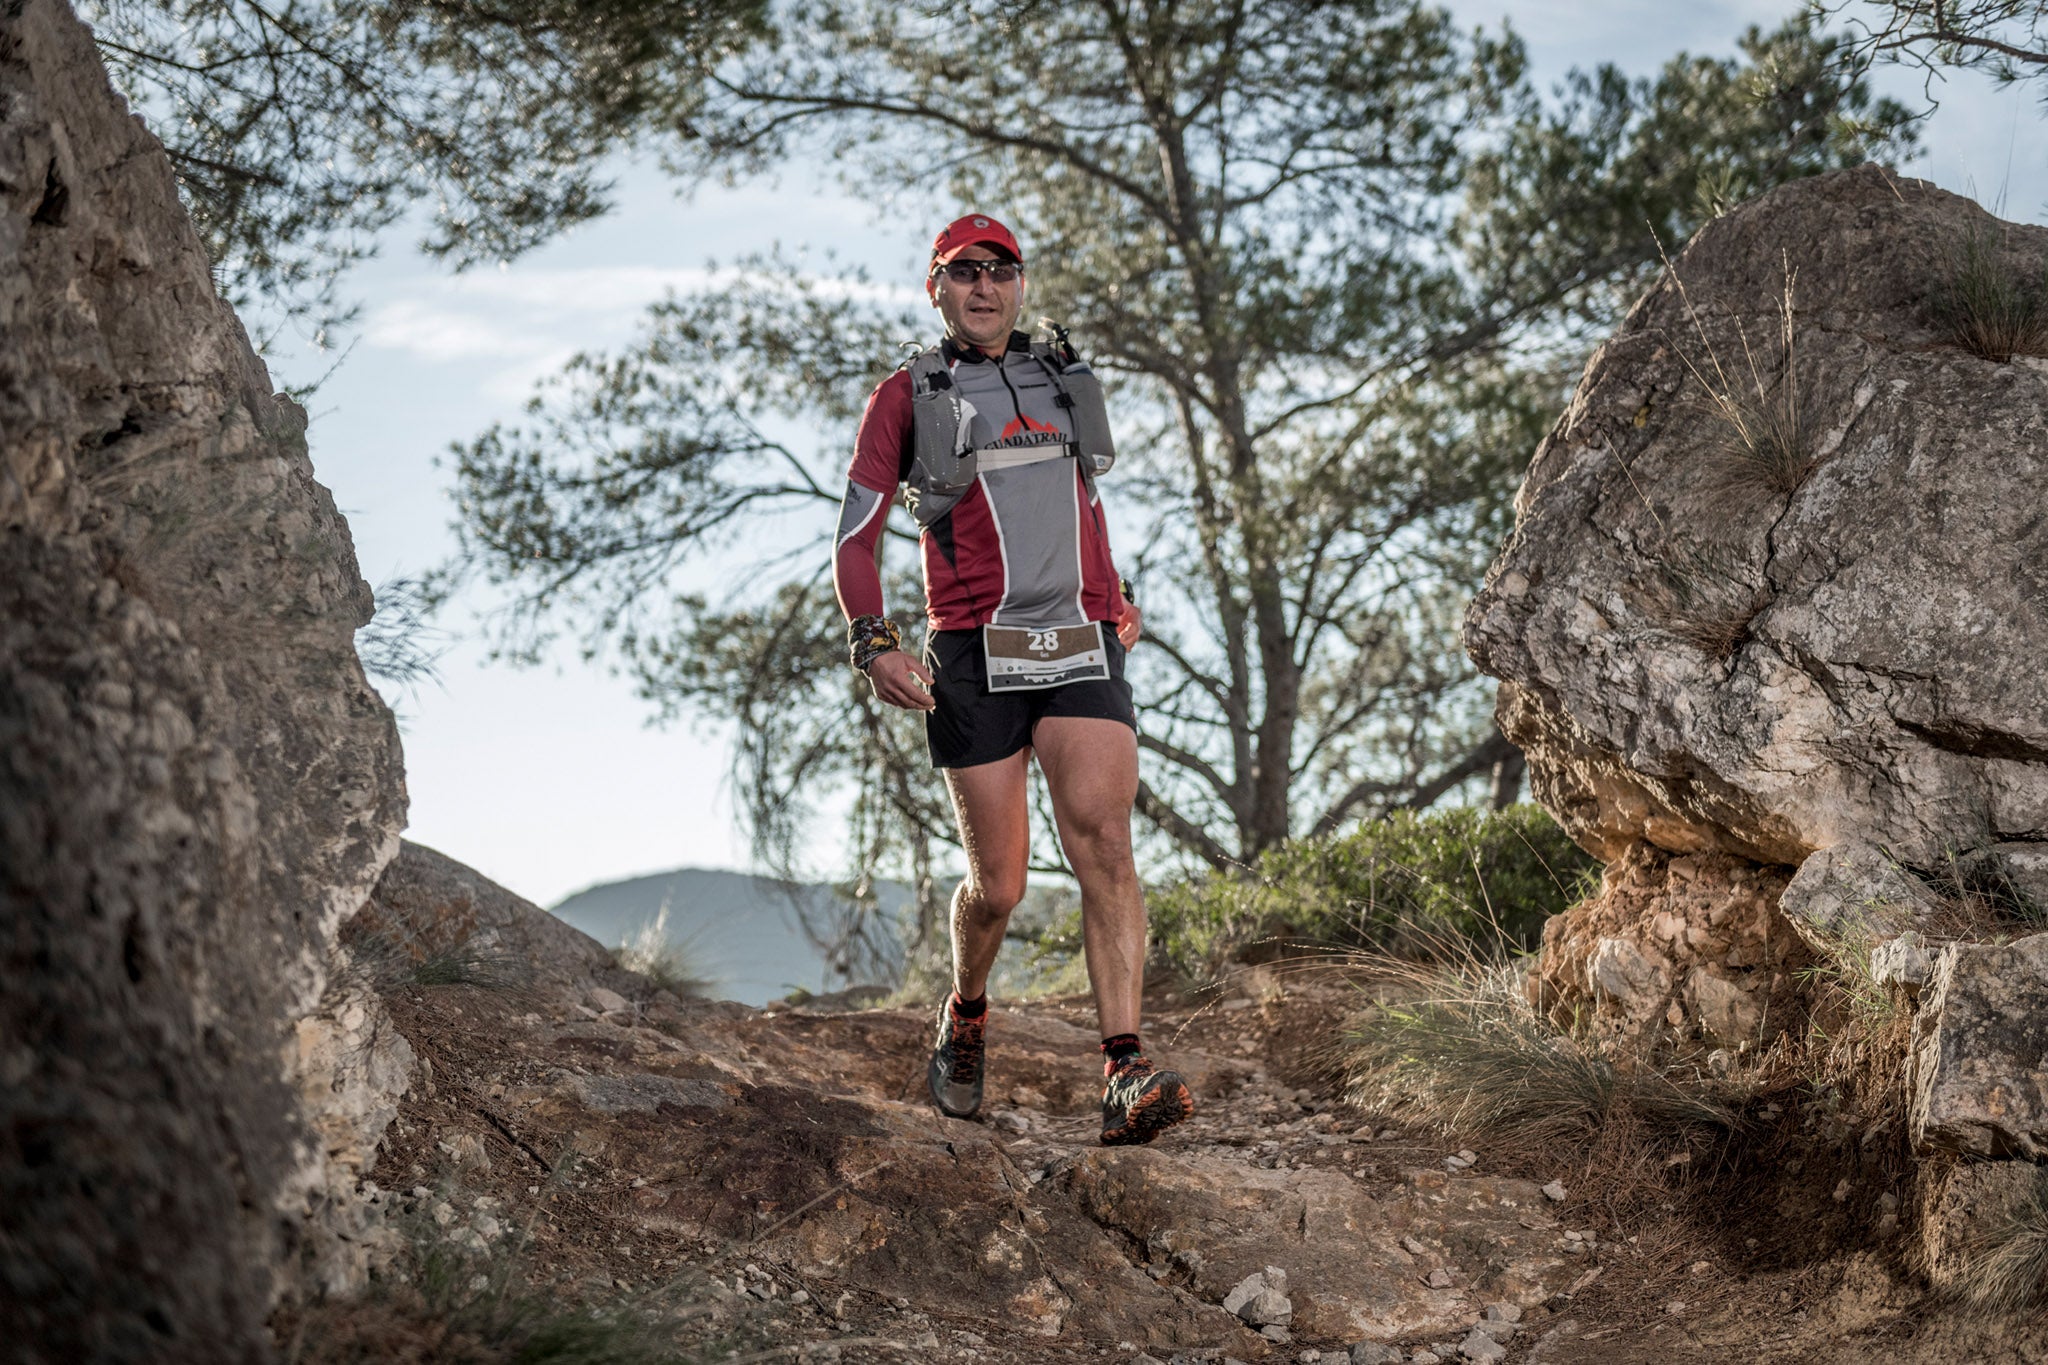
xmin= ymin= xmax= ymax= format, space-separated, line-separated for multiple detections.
xmin=1101 ymin=1033 xmax=1142 ymax=1070
xmin=950 ymin=991 xmax=987 ymax=1018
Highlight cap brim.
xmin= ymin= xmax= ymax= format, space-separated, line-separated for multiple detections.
xmin=932 ymin=239 xmax=1022 ymax=266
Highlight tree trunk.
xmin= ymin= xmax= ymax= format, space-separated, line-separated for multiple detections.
xmin=1488 ymin=744 xmax=1527 ymax=810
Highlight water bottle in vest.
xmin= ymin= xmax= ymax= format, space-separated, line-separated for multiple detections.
xmin=904 ymin=349 xmax=979 ymax=528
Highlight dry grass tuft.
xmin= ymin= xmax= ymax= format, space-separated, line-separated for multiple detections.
xmin=1962 ymin=1169 xmax=2048 ymax=1316
xmin=1343 ymin=941 xmax=1740 ymax=1163
xmin=1700 ymin=270 xmax=1816 ymax=496
xmin=346 ymin=927 xmax=533 ymax=994
xmin=1648 ymin=543 xmax=1771 ymax=658
xmin=1659 ymin=245 xmax=1819 ymax=498
xmin=612 ymin=903 xmax=711 ymax=999
xmin=405 ymin=945 xmax=532 ymax=992
xmin=1932 ymin=227 xmax=2048 ymax=364
xmin=1912 ymin=848 xmax=2048 ymax=942
xmin=1794 ymin=927 xmax=1900 ymax=1034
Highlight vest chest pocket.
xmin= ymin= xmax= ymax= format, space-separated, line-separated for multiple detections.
xmin=905 ymin=361 xmax=980 ymax=528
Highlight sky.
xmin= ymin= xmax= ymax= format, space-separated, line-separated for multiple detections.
xmin=249 ymin=1 xmax=2048 ymax=910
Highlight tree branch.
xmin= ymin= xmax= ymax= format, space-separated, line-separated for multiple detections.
xmin=1312 ymin=728 xmax=1515 ymax=837
xmin=1136 ymin=779 xmax=1236 ymax=871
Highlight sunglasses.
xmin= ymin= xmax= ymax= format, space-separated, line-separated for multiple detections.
xmin=934 ymin=258 xmax=1025 ymax=285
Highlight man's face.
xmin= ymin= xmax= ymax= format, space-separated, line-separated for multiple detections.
xmin=927 ymin=245 xmax=1025 ymax=353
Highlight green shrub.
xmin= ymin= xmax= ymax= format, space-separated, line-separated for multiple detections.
xmin=1145 ymin=804 xmax=1599 ymax=981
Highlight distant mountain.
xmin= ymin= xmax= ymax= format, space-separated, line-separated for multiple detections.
xmin=548 ymin=868 xmax=911 ymax=1006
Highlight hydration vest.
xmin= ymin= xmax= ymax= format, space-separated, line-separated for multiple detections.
xmin=900 ymin=325 xmax=1118 ymax=529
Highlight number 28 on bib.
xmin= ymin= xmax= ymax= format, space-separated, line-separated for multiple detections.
xmin=982 ymin=622 xmax=1112 ymax=692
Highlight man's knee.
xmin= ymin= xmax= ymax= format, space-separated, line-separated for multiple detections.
xmin=961 ymin=870 xmax=1027 ymax=923
xmin=1062 ymin=809 xmax=1136 ymax=873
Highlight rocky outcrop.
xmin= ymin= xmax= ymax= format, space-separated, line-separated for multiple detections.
xmin=1913 ymin=1157 xmax=2048 ymax=1298
xmin=352 ymin=840 xmax=650 ymax=1009
xmin=1466 ymin=165 xmax=2048 ymax=1038
xmin=1527 ymin=844 xmax=1811 ymax=1042
xmin=1909 ymin=935 xmax=2048 ymax=1159
xmin=0 ymin=1 xmax=406 ymax=1357
xmin=1064 ymin=1156 xmax=1568 ymax=1342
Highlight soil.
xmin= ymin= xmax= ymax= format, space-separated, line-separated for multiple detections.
xmin=277 ymin=959 xmax=2048 ymax=1364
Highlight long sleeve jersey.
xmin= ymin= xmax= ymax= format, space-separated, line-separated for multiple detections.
xmin=833 ymin=333 xmax=1123 ymax=633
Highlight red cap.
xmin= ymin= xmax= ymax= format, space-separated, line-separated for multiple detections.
xmin=931 ymin=213 xmax=1023 ymax=266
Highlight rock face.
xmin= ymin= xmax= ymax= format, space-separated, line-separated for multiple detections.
xmin=1064 ymin=1157 xmax=1567 ymax=1342
xmin=0 ymin=1 xmax=405 ymax=1358
xmin=352 ymin=840 xmax=650 ymax=1009
xmin=1910 ymin=935 xmax=2048 ymax=1159
xmin=1528 ymin=843 xmax=1811 ymax=1041
xmin=1913 ymin=1156 xmax=2047 ymax=1296
xmin=1466 ymin=165 xmax=2048 ymax=1033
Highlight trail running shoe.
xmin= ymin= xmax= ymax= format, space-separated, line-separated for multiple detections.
xmin=926 ymin=999 xmax=985 ymax=1119
xmin=1100 ymin=1055 xmax=1193 ymax=1146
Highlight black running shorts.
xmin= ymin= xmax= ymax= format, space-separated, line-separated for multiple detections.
xmin=924 ymin=627 xmax=1137 ymax=769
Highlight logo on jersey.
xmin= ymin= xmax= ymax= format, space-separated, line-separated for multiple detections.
xmin=985 ymin=413 xmax=1066 ymax=452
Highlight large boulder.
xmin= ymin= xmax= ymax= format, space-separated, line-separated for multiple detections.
xmin=0 ymin=1 xmax=406 ymax=1358
xmin=351 ymin=840 xmax=650 ymax=1009
xmin=1466 ymin=165 xmax=2048 ymax=1034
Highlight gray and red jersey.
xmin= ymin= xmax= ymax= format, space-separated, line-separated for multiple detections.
xmin=834 ymin=333 xmax=1123 ymax=633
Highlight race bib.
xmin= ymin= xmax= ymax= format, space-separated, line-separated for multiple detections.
xmin=982 ymin=621 xmax=1111 ymax=692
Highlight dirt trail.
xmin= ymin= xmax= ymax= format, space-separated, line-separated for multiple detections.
xmin=331 ymin=972 xmax=1558 ymax=1358
xmin=313 ymin=929 xmax=2048 ymax=1363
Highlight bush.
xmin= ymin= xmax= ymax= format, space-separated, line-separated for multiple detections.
xmin=1145 ymin=804 xmax=1599 ymax=981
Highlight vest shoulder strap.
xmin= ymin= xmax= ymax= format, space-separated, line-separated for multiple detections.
xmin=903 ymin=344 xmax=952 ymax=391
xmin=894 ymin=344 xmax=939 ymax=483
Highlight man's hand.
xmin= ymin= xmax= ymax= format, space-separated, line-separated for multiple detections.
xmin=1115 ymin=600 xmax=1142 ymax=650
xmin=867 ymin=650 xmax=937 ymax=711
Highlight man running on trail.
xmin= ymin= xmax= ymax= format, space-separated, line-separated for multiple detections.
xmin=831 ymin=212 xmax=1193 ymax=1146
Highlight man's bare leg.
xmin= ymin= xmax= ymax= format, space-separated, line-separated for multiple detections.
xmin=1030 ymin=716 xmax=1144 ymax=1039
xmin=1035 ymin=714 xmax=1189 ymax=1144
xmin=941 ymin=748 xmax=1032 ymax=999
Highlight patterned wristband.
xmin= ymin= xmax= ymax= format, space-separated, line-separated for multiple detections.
xmin=1118 ymin=577 xmax=1137 ymax=608
xmin=848 ymin=614 xmax=903 ymax=673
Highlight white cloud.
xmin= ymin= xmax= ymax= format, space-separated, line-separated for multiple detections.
xmin=362 ymin=297 xmax=555 ymax=362
xmin=476 ymin=346 xmax=586 ymax=404
xmin=444 ymin=264 xmax=729 ymax=312
xmin=359 ymin=262 xmax=920 ymax=376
